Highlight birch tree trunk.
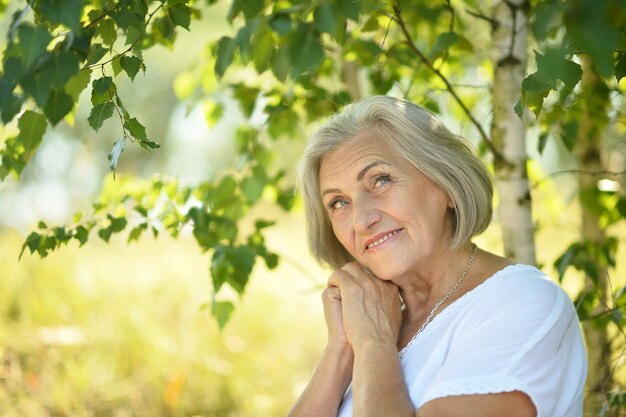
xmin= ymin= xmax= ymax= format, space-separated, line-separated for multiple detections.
xmin=577 ymin=56 xmax=612 ymax=409
xmin=490 ymin=0 xmax=536 ymax=265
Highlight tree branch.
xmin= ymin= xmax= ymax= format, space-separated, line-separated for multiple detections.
xmin=466 ymin=8 xmax=499 ymax=30
xmin=393 ymin=8 xmax=508 ymax=164
xmin=531 ymin=169 xmax=626 ymax=189
xmin=86 ymin=2 xmax=164 ymax=70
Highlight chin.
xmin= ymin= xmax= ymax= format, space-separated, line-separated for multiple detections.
xmin=366 ymin=263 xmax=405 ymax=281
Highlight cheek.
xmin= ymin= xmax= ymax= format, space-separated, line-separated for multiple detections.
xmin=331 ymin=218 xmax=354 ymax=251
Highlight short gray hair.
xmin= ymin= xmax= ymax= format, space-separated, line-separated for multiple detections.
xmin=297 ymin=96 xmax=493 ymax=269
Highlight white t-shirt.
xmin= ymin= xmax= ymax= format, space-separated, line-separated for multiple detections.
xmin=337 ymin=264 xmax=587 ymax=417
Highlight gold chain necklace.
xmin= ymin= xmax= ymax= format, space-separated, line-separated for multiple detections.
xmin=399 ymin=244 xmax=477 ymax=358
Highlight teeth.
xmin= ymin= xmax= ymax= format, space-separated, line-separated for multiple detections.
xmin=367 ymin=229 xmax=401 ymax=249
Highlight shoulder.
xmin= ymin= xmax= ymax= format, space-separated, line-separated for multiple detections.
xmin=464 ymin=264 xmax=576 ymax=335
xmin=480 ymin=264 xmax=566 ymax=307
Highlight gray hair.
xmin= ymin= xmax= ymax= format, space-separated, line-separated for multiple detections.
xmin=297 ymin=96 xmax=493 ymax=269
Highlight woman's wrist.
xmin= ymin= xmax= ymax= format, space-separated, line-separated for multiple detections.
xmin=351 ymin=338 xmax=398 ymax=361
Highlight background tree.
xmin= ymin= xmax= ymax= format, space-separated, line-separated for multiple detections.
xmin=1 ymin=0 xmax=625 ymax=414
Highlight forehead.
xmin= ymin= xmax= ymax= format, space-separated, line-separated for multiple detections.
xmin=319 ymin=133 xmax=399 ymax=181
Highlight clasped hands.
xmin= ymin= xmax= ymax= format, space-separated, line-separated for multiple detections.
xmin=323 ymin=262 xmax=404 ymax=353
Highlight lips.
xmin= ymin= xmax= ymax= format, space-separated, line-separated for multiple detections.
xmin=365 ymin=229 xmax=403 ymax=250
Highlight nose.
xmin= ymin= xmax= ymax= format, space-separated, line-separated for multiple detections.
xmin=353 ymin=199 xmax=382 ymax=233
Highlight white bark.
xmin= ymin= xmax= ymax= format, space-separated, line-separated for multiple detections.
xmin=490 ymin=0 xmax=536 ymax=264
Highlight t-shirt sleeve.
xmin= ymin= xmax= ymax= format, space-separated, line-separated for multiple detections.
xmin=418 ymin=273 xmax=587 ymax=417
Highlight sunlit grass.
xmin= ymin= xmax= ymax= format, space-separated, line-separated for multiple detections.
xmin=0 ymin=212 xmax=328 ymax=417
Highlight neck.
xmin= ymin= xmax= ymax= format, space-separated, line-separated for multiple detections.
xmin=396 ymin=242 xmax=477 ymax=322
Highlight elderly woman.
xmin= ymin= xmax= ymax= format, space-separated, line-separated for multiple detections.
xmin=288 ymin=96 xmax=587 ymax=417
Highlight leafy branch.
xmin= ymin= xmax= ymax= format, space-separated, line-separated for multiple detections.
xmin=392 ymin=7 xmax=508 ymax=165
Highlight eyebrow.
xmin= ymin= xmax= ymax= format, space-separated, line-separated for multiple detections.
xmin=321 ymin=160 xmax=390 ymax=197
xmin=357 ymin=160 xmax=388 ymax=181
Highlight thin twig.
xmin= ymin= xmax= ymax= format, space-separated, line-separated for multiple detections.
xmin=393 ymin=8 xmax=508 ymax=164
xmin=378 ymin=0 xmax=409 ymax=62
xmin=438 ymin=0 xmax=455 ymax=64
xmin=466 ymin=8 xmax=499 ymax=30
xmin=531 ymin=169 xmax=626 ymax=189
xmin=87 ymin=2 xmax=164 ymax=69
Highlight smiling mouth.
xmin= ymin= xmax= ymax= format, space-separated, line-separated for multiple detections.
xmin=366 ymin=229 xmax=403 ymax=250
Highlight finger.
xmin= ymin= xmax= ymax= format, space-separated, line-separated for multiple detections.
xmin=327 ymin=269 xmax=354 ymax=288
xmin=340 ymin=262 xmax=371 ymax=279
xmin=322 ymin=286 xmax=342 ymax=302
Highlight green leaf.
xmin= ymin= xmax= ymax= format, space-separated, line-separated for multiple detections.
xmin=228 ymin=0 xmax=264 ymax=21
xmin=120 ymin=55 xmax=143 ymax=80
xmin=537 ymin=131 xmax=549 ymax=155
xmin=530 ymin=1 xmax=562 ymax=41
xmin=288 ymin=24 xmax=324 ymax=77
xmin=64 ymin=69 xmax=91 ymax=101
xmin=211 ymin=246 xmax=230 ymax=291
xmin=204 ymin=100 xmax=224 ymax=127
xmin=151 ymin=16 xmax=176 ymax=46
xmin=19 ymin=66 xmax=53 ymax=106
xmin=38 ymin=0 xmax=83 ymax=32
xmin=111 ymin=56 xmax=123 ymax=77
xmin=111 ymin=8 xmax=143 ymax=31
xmin=128 ymin=223 xmax=147 ymax=243
xmin=617 ymin=197 xmax=626 ymax=218
xmin=96 ymin=18 xmax=117 ymax=47
xmin=535 ymin=49 xmax=582 ymax=90
xmin=242 ymin=165 xmax=267 ymax=204
xmin=168 ymin=3 xmax=192 ymax=29
xmin=98 ymin=227 xmax=113 ymax=242
xmin=271 ymin=43 xmax=290 ymax=81
xmin=236 ymin=23 xmax=253 ymax=63
xmin=124 ymin=116 xmax=147 ymax=141
xmin=242 ymin=175 xmax=264 ymax=204
xmin=270 ymin=14 xmax=291 ymax=35
xmin=1 ymin=94 xmax=22 ymax=124
xmin=215 ymin=36 xmax=236 ymax=78
xmin=252 ymin=26 xmax=274 ymax=73
xmin=46 ymin=51 xmax=80 ymax=87
xmin=228 ymin=245 xmax=256 ymax=292
xmin=92 ymin=76 xmax=113 ymax=95
xmin=109 ymin=215 xmax=128 ymax=232
xmin=255 ymin=219 xmax=275 ymax=230
xmin=44 ymin=88 xmax=73 ymax=125
xmin=19 ymin=232 xmax=41 ymax=259
xmin=74 ymin=225 xmax=89 ymax=246
xmin=430 ymin=32 xmax=473 ymax=59
xmin=212 ymin=300 xmax=234 ymax=330
xmin=86 ymin=43 xmax=108 ymax=66
xmin=3 ymin=57 xmax=25 ymax=81
xmin=521 ymin=72 xmax=552 ymax=92
xmin=213 ymin=176 xmax=238 ymax=209
xmin=337 ymin=0 xmax=360 ymax=20
xmin=314 ymin=4 xmax=339 ymax=36
xmin=276 ymin=187 xmax=295 ymax=211
xmin=125 ymin=26 xmax=143 ymax=47
xmin=17 ymin=24 xmax=52 ymax=68
xmin=17 ymin=110 xmax=47 ymax=160
xmin=88 ymin=102 xmax=114 ymax=131
xmin=560 ymin=120 xmax=578 ymax=152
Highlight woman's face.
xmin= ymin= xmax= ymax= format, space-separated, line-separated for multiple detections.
xmin=319 ymin=132 xmax=454 ymax=280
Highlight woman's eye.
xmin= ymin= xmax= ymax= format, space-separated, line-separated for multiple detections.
xmin=329 ymin=199 xmax=347 ymax=210
xmin=374 ymin=175 xmax=391 ymax=188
